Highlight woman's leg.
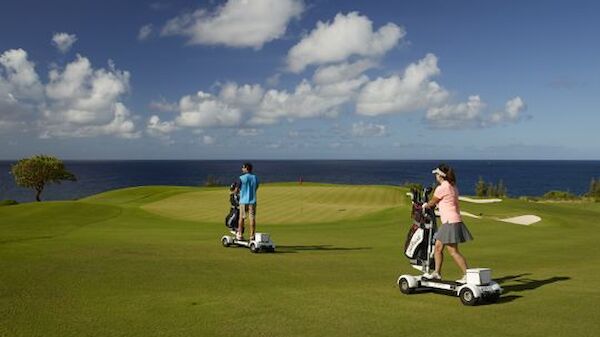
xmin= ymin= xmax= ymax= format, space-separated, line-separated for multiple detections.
xmin=446 ymin=244 xmax=468 ymax=274
xmin=434 ymin=239 xmax=444 ymax=275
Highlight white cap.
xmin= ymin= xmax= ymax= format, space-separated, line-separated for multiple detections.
xmin=431 ymin=168 xmax=446 ymax=177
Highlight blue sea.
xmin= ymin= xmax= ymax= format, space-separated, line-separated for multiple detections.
xmin=1 ymin=160 xmax=599 ymax=202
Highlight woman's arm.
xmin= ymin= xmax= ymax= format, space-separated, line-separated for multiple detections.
xmin=423 ymin=196 xmax=440 ymax=209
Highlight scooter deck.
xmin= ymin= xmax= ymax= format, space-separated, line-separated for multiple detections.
xmin=420 ymin=278 xmax=463 ymax=291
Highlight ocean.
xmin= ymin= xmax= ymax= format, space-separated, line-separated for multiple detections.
xmin=1 ymin=160 xmax=599 ymax=202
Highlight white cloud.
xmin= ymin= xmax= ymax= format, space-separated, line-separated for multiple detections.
xmin=138 ymin=24 xmax=153 ymax=41
xmin=1 ymin=48 xmax=140 ymax=138
xmin=312 ymin=59 xmax=375 ymax=85
xmin=351 ymin=121 xmax=386 ymax=137
xmin=202 ymin=135 xmax=216 ymax=145
xmin=426 ymin=95 xmax=486 ymax=128
xmin=490 ymin=96 xmax=527 ymax=124
xmin=161 ymin=0 xmax=304 ymax=49
xmin=175 ymin=91 xmax=243 ymax=128
xmin=44 ymin=55 xmax=130 ymax=124
xmin=356 ymin=53 xmax=449 ymax=116
xmin=41 ymin=55 xmax=138 ymax=138
xmin=426 ymin=96 xmax=528 ymax=129
xmin=52 ymin=33 xmax=78 ymax=53
xmin=40 ymin=103 xmax=140 ymax=139
xmin=0 ymin=49 xmax=43 ymax=101
xmin=218 ymin=82 xmax=264 ymax=110
xmin=287 ymin=12 xmax=405 ymax=72
xmin=147 ymin=115 xmax=177 ymax=136
xmin=0 ymin=49 xmax=43 ymax=126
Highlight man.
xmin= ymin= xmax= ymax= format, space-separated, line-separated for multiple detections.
xmin=237 ymin=162 xmax=259 ymax=240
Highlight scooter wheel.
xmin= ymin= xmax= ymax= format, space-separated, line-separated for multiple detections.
xmin=249 ymin=242 xmax=259 ymax=253
xmin=459 ymin=288 xmax=478 ymax=306
xmin=399 ymin=277 xmax=414 ymax=294
xmin=221 ymin=237 xmax=230 ymax=247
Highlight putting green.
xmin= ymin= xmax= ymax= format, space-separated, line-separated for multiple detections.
xmin=141 ymin=184 xmax=405 ymax=224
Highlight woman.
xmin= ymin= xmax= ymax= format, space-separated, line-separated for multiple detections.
xmin=422 ymin=163 xmax=473 ymax=283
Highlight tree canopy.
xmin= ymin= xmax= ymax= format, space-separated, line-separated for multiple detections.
xmin=11 ymin=155 xmax=76 ymax=201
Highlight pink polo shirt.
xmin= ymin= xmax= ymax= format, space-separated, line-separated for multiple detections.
xmin=434 ymin=180 xmax=462 ymax=224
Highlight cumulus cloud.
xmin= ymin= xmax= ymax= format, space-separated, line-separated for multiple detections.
xmin=175 ymin=91 xmax=243 ymax=128
xmin=426 ymin=95 xmax=486 ymax=128
xmin=147 ymin=115 xmax=177 ymax=138
xmin=161 ymin=0 xmax=304 ymax=49
xmin=287 ymin=12 xmax=405 ymax=72
xmin=489 ymin=96 xmax=527 ymax=124
xmin=1 ymin=49 xmax=44 ymax=129
xmin=52 ymin=32 xmax=78 ymax=53
xmin=356 ymin=53 xmax=449 ymax=116
xmin=0 ymin=48 xmax=139 ymax=138
xmin=40 ymin=103 xmax=139 ymax=139
xmin=351 ymin=121 xmax=387 ymax=137
xmin=44 ymin=55 xmax=131 ymax=128
xmin=426 ymin=95 xmax=528 ymax=128
xmin=138 ymin=24 xmax=153 ymax=41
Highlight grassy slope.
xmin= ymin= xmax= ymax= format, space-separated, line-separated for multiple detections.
xmin=1 ymin=184 xmax=598 ymax=337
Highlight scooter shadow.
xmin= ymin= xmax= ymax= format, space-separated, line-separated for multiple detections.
xmin=275 ymin=245 xmax=372 ymax=254
xmin=484 ymin=273 xmax=571 ymax=305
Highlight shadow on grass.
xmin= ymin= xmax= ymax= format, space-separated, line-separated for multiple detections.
xmin=489 ymin=273 xmax=571 ymax=304
xmin=275 ymin=245 xmax=372 ymax=253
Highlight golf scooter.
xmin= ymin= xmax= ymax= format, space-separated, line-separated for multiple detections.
xmin=221 ymin=233 xmax=276 ymax=253
xmin=397 ymin=187 xmax=502 ymax=305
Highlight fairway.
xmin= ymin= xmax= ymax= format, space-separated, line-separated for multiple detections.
xmin=1 ymin=184 xmax=599 ymax=337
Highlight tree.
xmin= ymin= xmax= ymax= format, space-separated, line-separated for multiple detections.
xmin=11 ymin=155 xmax=76 ymax=202
xmin=475 ymin=176 xmax=487 ymax=197
xmin=588 ymin=177 xmax=600 ymax=201
xmin=497 ymin=180 xmax=507 ymax=197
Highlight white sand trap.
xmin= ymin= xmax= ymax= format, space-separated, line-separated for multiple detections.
xmin=499 ymin=215 xmax=541 ymax=225
xmin=461 ymin=211 xmax=482 ymax=219
xmin=459 ymin=196 xmax=502 ymax=203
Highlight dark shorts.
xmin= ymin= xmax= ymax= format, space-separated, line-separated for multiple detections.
xmin=435 ymin=222 xmax=474 ymax=244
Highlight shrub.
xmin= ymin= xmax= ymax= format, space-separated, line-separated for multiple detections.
xmin=542 ymin=190 xmax=579 ymax=201
xmin=0 ymin=199 xmax=18 ymax=206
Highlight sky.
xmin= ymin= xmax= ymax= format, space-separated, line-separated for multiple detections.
xmin=0 ymin=0 xmax=599 ymax=160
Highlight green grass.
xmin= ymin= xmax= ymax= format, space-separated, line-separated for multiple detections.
xmin=1 ymin=183 xmax=599 ymax=337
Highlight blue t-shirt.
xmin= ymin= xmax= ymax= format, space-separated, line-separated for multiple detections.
xmin=239 ymin=173 xmax=259 ymax=204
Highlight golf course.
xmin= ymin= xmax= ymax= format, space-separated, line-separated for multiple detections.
xmin=1 ymin=183 xmax=598 ymax=337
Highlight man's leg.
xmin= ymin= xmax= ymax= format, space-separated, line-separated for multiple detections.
xmin=237 ymin=205 xmax=246 ymax=239
xmin=249 ymin=204 xmax=256 ymax=239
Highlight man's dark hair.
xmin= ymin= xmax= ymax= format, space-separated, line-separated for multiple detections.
xmin=243 ymin=162 xmax=253 ymax=172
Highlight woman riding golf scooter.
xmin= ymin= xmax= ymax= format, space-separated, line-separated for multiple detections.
xmin=422 ymin=164 xmax=473 ymax=283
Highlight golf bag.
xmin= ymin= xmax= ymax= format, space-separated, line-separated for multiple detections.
xmin=404 ymin=187 xmax=436 ymax=269
xmin=225 ymin=183 xmax=241 ymax=232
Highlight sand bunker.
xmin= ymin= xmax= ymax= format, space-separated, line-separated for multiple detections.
xmin=461 ymin=211 xmax=482 ymax=219
xmin=459 ymin=196 xmax=502 ymax=203
xmin=498 ymin=215 xmax=542 ymax=225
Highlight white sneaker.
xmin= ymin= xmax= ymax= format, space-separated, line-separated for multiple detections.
xmin=235 ymin=234 xmax=244 ymax=241
xmin=456 ymin=275 xmax=467 ymax=283
xmin=424 ymin=271 xmax=441 ymax=280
